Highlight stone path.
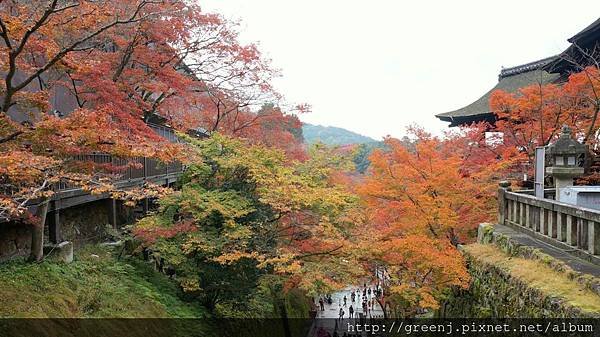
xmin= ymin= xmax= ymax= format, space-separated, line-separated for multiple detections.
xmin=310 ymin=285 xmax=385 ymax=336
xmin=495 ymin=223 xmax=600 ymax=277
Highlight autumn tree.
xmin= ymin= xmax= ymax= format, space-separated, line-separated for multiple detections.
xmin=0 ymin=1 xmax=191 ymax=257
xmin=134 ymin=134 xmax=362 ymax=316
xmin=356 ymin=127 xmax=520 ymax=316
xmin=491 ymin=66 xmax=600 ymax=158
xmin=0 ymin=0 xmax=305 ymax=252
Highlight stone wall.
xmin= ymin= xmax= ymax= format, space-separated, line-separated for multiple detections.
xmin=0 ymin=222 xmax=32 ymax=262
xmin=55 ymin=200 xmax=119 ymax=248
xmin=441 ymin=223 xmax=600 ymax=318
xmin=0 ymin=199 xmax=138 ymax=261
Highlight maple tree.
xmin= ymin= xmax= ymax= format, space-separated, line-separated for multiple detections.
xmin=134 ymin=134 xmax=362 ymax=315
xmin=355 ymin=127 xmax=521 ymax=317
xmin=0 ymin=0 xmax=304 ymax=242
xmin=0 ymin=0 xmax=190 ymax=256
xmin=490 ymin=66 xmax=600 ymax=157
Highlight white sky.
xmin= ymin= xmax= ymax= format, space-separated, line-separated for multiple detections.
xmin=200 ymin=0 xmax=600 ymax=141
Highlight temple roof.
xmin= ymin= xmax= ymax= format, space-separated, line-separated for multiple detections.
xmin=569 ymin=17 xmax=600 ymax=44
xmin=436 ymin=57 xmax=560 ymax=125
xmin=544 ymin=17 xmax=600 ymax=74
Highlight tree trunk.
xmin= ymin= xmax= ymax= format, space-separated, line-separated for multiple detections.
xmin=28 ymin=201 xmax=49 ymax=262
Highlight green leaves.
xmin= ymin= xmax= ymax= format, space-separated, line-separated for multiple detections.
xmin=134 ymin=134 xmax=362 ymax=313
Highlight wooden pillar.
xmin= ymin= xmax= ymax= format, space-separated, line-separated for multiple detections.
xmin=143 ymin=198 xmax=149 ymax=214
xmin=49 ymin=207 xmax=61 ymax=244
xmin=108 ymin=198 xmax=117 ymax=229
xmin=29 ymin=200 xmax=49 ymax=262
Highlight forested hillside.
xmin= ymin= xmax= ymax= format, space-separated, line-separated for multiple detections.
xmin=302 ymin=123 xmax=376 ymax=145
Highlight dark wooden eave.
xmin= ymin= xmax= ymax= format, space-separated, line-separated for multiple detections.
xmin=544 ymin=17 xmax=600 ymax=75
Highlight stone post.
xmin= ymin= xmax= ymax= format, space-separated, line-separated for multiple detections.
xmin=498 ymin=181 xmax=511 ymax=225
xmin=544 ymin=125 xmax=588 ymax=201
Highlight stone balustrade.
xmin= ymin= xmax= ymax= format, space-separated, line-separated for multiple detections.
xmin=498 ymin=182 xmax=600 ymax=258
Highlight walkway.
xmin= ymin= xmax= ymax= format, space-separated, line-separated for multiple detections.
xmin=311 ymin=285 xmax=385 ymax=336
xmin=495 ymin=223 xmax=600 ymax=277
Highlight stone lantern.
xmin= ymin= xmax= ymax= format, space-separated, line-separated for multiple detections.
xmin=545 ymin=125 xmax=589 ymax=197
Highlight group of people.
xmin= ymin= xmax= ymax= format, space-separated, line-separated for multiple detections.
xmin=318 ymin=294 xmax=333 ymax=311
xmin=319 ymin=283 xmax=382 ymax=320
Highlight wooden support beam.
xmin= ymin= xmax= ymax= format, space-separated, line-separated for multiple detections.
xmin=48 ymin=206 xmax=61 ymax=244
xmin=108 ymin=198 xmax=117 ymax=229
xmin=142 ymin=198 xmax=149 ymax=214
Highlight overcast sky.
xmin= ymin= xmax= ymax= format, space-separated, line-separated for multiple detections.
xmin=200 ymin=1 xmax=600 ymax=140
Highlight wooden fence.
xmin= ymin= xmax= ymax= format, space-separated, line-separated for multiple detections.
xmin=53 ymin=154 xmax=183 ymax=191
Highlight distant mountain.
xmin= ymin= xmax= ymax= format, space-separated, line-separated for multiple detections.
xmin=302 ymin=123 xmax=377 ymax=146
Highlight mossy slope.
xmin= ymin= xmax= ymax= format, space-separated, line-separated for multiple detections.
xmin=0 ymin=245 xmax=206 ymax=318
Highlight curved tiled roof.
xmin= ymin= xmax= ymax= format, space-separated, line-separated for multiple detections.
xmin=498 ymin=56 xmax=558 ymax=79
xmin=436 ymin=59 xmax=560 ymax=123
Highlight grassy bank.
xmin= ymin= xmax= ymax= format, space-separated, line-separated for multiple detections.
xmin=0 ymin=245 xmax=206 ymax=318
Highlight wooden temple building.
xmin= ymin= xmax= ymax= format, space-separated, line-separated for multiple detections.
xmin=436 ymin=17 xmax=600 ymax=127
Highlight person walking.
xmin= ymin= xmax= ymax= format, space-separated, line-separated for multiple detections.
xmin=339 ymin=307 xmax=345 ymax=321
xmin=343 ymin=295 xmax=347 ymax=307
xmin=349 ymin=305 xmax=354 ymax=319
xmin=319 ymin=297 xmax=325 ymax=311
xmin=368 ymin=288 xmax=371 ymax=298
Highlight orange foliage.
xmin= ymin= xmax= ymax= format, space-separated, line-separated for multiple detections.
xmin=356 ymin=127 xmax=520 ymax=314
xmin=491 ymin=66 xmax=600 ymax=158
xmin=0 ymin=1 xmax=305 ymax=221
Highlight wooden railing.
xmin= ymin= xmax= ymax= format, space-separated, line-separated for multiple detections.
xmin=498 ymin=182 xmax=600 ymax=255
xmin=53 ymin=154 xmax=183 ymax=191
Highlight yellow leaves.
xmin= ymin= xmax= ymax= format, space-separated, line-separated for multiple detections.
xmin=181 ymin=236 xmax=215 ymax=256
xmin=212 ymin=251 xmax=261 ymax=265
xmin=257 ymin=253 xmax=296 ymax=269
xmin=275 ymin=260 xmax=302 ymax=274
xmin=417 ymin=290 xmax=440 ymax=310
xmin=180 ymin=278 xmax=201 ymax=293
